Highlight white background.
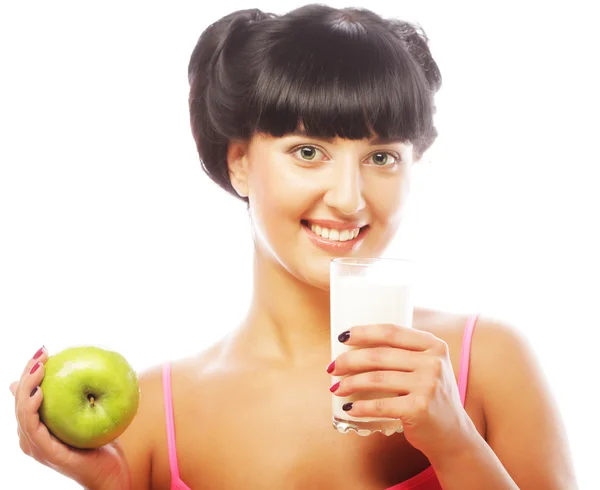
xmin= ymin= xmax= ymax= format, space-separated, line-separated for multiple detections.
xmin=1 ymin=1 xmax=598 ymax=488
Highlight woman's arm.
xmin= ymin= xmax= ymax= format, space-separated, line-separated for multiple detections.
xmin=427 ymin=421 xmax=519 ymax=490
xmin=430 ymin=319 xmax=578 ymax=489
xmin=88 ymin=367 xmax=163 ymax=490
xmin=112 ymin=367 xmax=166 ymax=490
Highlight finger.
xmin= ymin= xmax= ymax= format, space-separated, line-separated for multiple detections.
xmin=17 ymin=360 xmax=46 ymax=432
xmin=332 ymin=346 xmax=422 ymax=376
xmin=9 ymin=381 xmax=18 ymax=396
xmin=340 ymin=324 xmax=437 ymax=351
xmin=15 ymin=347 xmax=48 ymax=418
xmin=332 ymin=370 xmax=418 ymax=397
xmin=16 ymin=349 xmax=47 ymax=436
xmin=17 ymin=347 xmax=49 ymax=398
xmin=18 ymin=378 xmax=64 ymax=464
xmin=14 ymin=354 xmax=48 ymax=458
xmin=344 ymin=394 xmax=413 ymax=419
xmin=22 ymin=380 xmax=45 ymax=438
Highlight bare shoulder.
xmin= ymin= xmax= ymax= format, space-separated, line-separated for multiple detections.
xmin=414 ymin=306 xmax=529 ymax=370
xmin=128 ymin=347 xmax=218 ymax=434
xmin=474 ymin=316 xmax=577 ymax=487
xmin=117 ymin=342 xmax=227 ymax=489
xmin=414 ymin=308 xmax=539 ymax=415
xmin=413 ymin=306 xmax=480 ymax=368
xmin=147 ymin=339 xmax=228 ymax=416
xmin=415 ymin=308 xmax=547 ymax=411
xmin=418 ymin=308 xmax=577 ymax=487
xmin=454 ymin=312 xmax=547 ymax=410
xmin=146 ymin=341 xmax=236 ymax=488
xmin=168 ymin=339 xmax=230 ymax=387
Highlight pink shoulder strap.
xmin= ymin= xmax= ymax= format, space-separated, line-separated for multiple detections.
xmin=458 ymin=314 xmax=479 ymax=406
xmin=162 ymin=362 xmax=181 ymax=481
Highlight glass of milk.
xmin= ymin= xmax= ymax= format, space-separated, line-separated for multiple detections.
xmin=330 ymin=257 xmax=414 ymax=436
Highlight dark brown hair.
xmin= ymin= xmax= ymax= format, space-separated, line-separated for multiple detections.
xmin=188 ymin=4 xmax=442 ymax=200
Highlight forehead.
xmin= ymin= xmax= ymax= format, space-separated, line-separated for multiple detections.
xmin=288 ymin=121 xmax=409 ymax=145
xmin=287 ymin=129 xmax=411 ymax=146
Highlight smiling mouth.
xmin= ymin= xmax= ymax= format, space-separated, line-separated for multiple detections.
xmin=300 ymin=220 xmax=369 ymax=243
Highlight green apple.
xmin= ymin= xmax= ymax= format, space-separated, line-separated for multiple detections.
xmin=39 ymin=346 xmax=140 ymax=449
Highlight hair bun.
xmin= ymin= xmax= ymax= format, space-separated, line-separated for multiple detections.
xmin=390 ymin=20 xmax=442 ymax=93
xmin=188 ymin=9 xmax=274 ymax=86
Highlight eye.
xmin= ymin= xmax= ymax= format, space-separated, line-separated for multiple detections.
xmin=293 ymin=145 xmax=325 ymax=162
xmin=368 ymin=152 xmax=399 ymax=166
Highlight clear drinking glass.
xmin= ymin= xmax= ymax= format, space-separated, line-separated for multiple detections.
xmin=330 ymin=257 xmax=414 ymax=436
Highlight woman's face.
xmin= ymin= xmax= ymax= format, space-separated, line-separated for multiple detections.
xmin=229 ymin=130 xmax=415 ymax=290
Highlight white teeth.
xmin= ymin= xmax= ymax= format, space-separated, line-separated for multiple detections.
xmin=309 ymin=223 xmax=362 ymax=242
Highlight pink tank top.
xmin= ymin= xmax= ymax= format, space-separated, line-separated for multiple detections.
xmin=162 ymin=314 xmax=479 ymax=490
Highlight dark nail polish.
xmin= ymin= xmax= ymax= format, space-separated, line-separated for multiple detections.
xmin=30 ymin=386 xmax=38 ymax=397
xmin=29 ymin=362 xmax=40 ymax=375
xmin=326 ymin=360 xmax=335 ymax=374
xmin=329 ymin=381 xmax=340 ymax=393
xmin=338 ymin=330 xmax=350 ymax=343
xmin=342 ymin=402 xmax=353 ymax=411
xmin=33 ymin=347 xmax=45 ymax=360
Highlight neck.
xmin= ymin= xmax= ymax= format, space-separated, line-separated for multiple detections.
xmin=238 ymin=250 xmax=332 ymax=365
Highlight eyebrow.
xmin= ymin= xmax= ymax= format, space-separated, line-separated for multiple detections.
xmin=288 ymin=130 xmax=406 ymax=145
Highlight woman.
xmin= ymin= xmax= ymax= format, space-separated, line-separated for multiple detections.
xmin=10 ymin=4 xmax=577 ymax=489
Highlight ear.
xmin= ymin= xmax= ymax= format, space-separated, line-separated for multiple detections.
xmin=227 ymin=140 xmax=250 ymax=198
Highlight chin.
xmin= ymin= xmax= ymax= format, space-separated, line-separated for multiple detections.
xmin=261 ymin=222 xmax=397 ymax=291
xmin=304 ymin=271 xmax=332 ymax=291
xmin=289 ymin=254 xmax=334 ymax=292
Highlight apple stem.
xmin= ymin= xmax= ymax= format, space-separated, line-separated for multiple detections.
xmin=88 ymin=395 xmax=95 ymax=407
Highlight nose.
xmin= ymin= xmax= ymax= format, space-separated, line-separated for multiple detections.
xmin=323 ymin=161 xmax=366 ymax=216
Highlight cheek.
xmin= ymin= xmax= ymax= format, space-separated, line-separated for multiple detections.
xmin=247 ymin=159 xmax=314 ymax=241
xmin=366 ymin=173 xmax=410 ymax=225
xmin=249 ymin=159 xmax=319 ymax=218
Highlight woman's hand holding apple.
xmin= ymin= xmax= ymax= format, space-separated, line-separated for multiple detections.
xmin=10 ymin=346 xmax=131 ymax=490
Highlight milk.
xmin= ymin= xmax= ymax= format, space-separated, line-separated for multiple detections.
xmin=330 ymin=270 xmax=413 ymax=429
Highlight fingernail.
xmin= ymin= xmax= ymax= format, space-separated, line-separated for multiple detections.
xmin=326 ymin=360 xmax=335 ymax=374
xmin=30 ymin=386 xmax=38 ymax=397
xmin=329 ymin=381 xmax=340 ymax=393
xmin=338 ymin=331 xmax=350 ymax=343
xmin=342 ymin=402 xmax=353 ymax=411
xmin=30 ymin=362 xmax=41 ymax=375
xmin=33 ymin=346 xmax=45 ymax=360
